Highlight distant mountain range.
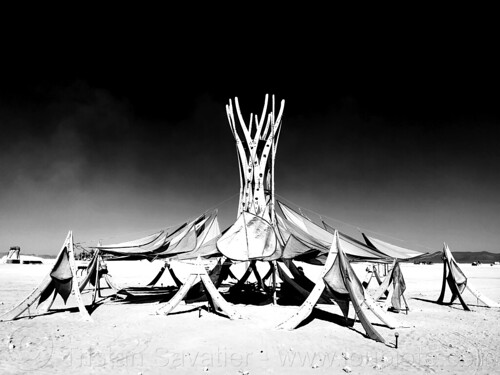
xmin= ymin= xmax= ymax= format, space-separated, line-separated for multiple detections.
xmin=414 ymin=251 xmax=500 ymax=264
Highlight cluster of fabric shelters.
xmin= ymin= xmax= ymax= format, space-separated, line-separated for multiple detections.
xmin=3 ymin=199 xmax=459 ymax=344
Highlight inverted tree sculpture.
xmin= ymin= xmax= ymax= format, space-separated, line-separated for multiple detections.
xmin=217 ymin=95 xmax=285 ymax=261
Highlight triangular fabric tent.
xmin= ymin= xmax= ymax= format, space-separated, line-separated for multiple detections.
xmin=0 ymin=231 xmax=94 ymax=322
xmin=277 ymin=230 xmax=397 ymax=343
xmin=371 ymin=260 xmax=409 ymax=313
xmin=437 ymin=243 xmax=500 ymax=310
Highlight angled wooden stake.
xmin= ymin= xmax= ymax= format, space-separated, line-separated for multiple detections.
xmin=156 ymin=258 xmax=241 ymax=320
xmin=277 ymin=244 xmax=336 ymax=330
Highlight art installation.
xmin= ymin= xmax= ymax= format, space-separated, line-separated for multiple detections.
xmin=2 ymin=94 xmax=498 ymax=350
xmin=217 ymin=94 xmax=285 ymax=261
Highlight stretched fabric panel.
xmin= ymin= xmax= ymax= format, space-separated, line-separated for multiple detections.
xmin=279 ymin=214 xmax=329 ymax=253
xmin=173 ymin=236 xmax=221 ymax=260
xmin=169 ymin=214 xmax=222 ymax=261
xmin=163 ymin=223 xmax=198 ymax=256
xmin=372 ymin=259 xmax=409 ymax=312
xmin=262 ymin=214 xmax=285 ymax=261
xmin=261 ymin=241 xmax=284 ymax=261
xmin=50 ymin=248 xmax=73 ymax=303
xmin=443 ymin=245 xmax=467 ymax=288
xmin=372 ymin=260 xmax=396 ymax=301
xmin=278 ymin=202 xmax=383 ymax=260
xmin=275 ymin=213 xmax=291 ymax=240
xmin=323 ymin=256 xmax=349 ymax=295
xmin=97 ymin=212 xmax=214 ymax=258
xmin=391 ymin=262 xmax=406 ymax=311
xmin=197 ymin=211 xmax=220 ymax=246
xmin=217 ymin=212 xmax=277 ymax=261
xmin=37 ymin=282 xmax=56 ymax=307
xmin=362 ymin=233 xmax=426 ymax=260
xmin=96 ymin=231 xmax=165 ymax=249
xmin=279 ymin=201 xmax=331 ymax=247
xmin=323 ymin=221 xmax=386 ymax=261
xmin=282 ymin=234 xmax=321 ymax=260
xmin=97 ymin=230 xmax=171 ymax=256
xmin=323 ymin=253 xmax=351 ymax=320
xmin=79 ymin=251 xmax=100 ymax=290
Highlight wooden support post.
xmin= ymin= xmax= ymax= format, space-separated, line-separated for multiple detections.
xmin=92 ymin=257 xmax=100 ymax=304
xmin=277 ymin=243 xmax=337 ymax=330
xmin=157 ymin=258 xmax=241 ymax=320
xmin=67 ymin=232 xmax=93 ymax=322
xmin=250 ymin=261 xmax=267 ymax=292
xmin=272 ymin=261 xmax=277 ymax=305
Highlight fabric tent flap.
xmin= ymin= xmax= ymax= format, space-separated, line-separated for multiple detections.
xmin=217 ymin=212 xmax=277 ymax=261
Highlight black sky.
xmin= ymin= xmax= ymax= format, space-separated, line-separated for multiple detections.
xmin=1 ymin=16 xmax=500 ymax=254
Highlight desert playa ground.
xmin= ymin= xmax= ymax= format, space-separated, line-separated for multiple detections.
xmin=1 ymin=260 xmax=499 ymax=374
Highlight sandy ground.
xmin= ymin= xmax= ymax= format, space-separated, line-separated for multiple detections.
xmin=1 ymin=259 xmax=500 ymax=374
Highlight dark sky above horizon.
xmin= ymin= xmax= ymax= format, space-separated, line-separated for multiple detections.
xmin=1 ymin=20 xmax=500 ymax=254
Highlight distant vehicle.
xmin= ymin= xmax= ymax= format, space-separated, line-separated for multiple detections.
xmin=472 ymin=261 xmax=482 ymax=266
